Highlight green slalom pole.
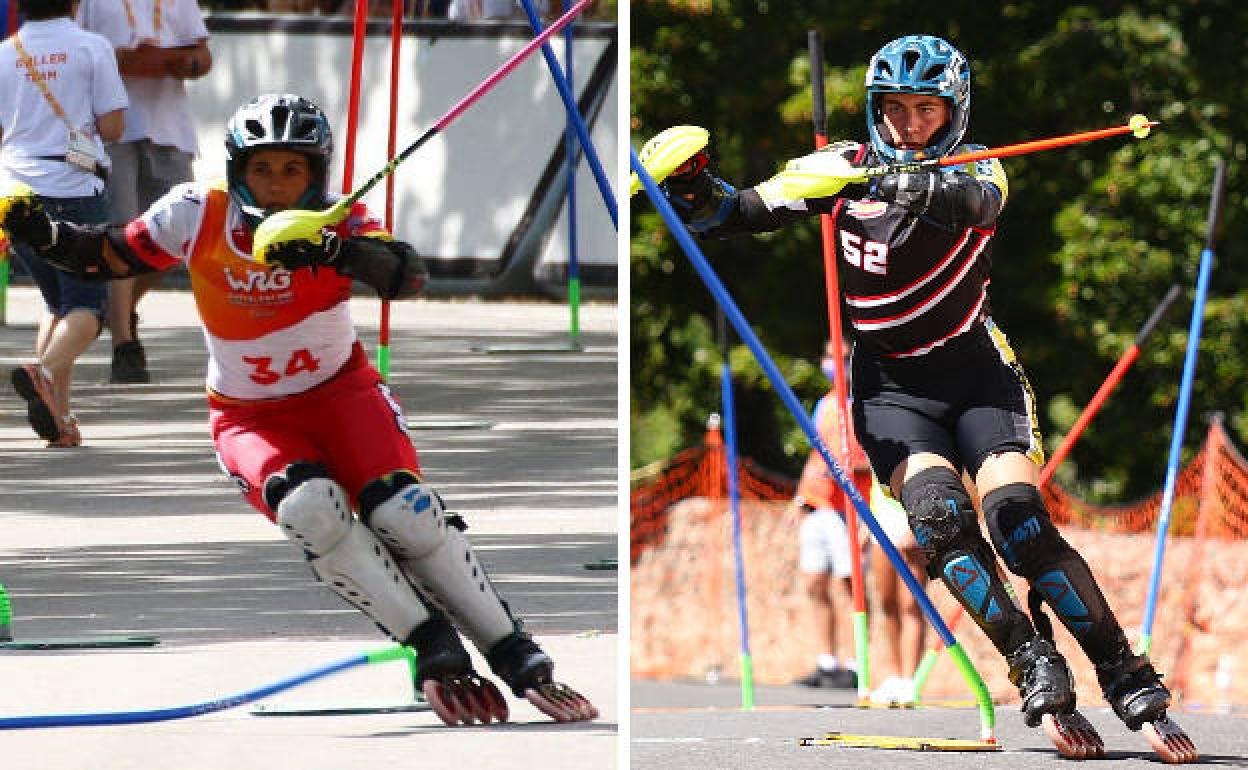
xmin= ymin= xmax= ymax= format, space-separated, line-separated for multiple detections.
xmin=911 ymin=647 xmax=941 ymax=702
xmin=949 ymin=644 xmax=996 ymax=731
xmin=634 ymin=153 xmax=996 ymax=740
xmin=0 ymin=243 xmax=9 ymax=326
xmin=0 ymin=580 xmax=12 ymax=641
xmin=377 ymin=343 xmax=391 ymax=382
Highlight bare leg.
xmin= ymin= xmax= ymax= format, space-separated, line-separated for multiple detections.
xmin=804 ymin=570 xmax=840 ymax=663
xmin=106 ymin=278 xmax=137 ymax=346
xmin=871 ymin=541 xmax=904 ymax=681
xmin=39 ymin=309 xmax=100 ymax=417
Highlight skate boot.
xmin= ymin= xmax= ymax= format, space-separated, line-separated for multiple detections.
xmin=1097 ymin=653 xmax=1169 ymax=730
xmin=1007 ymin=635 xmax=1076 ymax=728
xmin=1096 ymin=653 xmax=1198 ymax=762
xmin=407 ymin=612 xmax=508 ymax=726
xmin=485 ymin=630 xmax=598 ymax=722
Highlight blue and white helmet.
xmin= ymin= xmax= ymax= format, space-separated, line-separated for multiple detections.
xmin=224 ymin=93 xmax=333 ymax=229
xmin=865 ymin=35 xmax=970 ymax=164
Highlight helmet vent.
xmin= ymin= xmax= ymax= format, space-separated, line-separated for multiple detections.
xmin=271 ymin=105 xmax=291 ymax=138
xmin=903 ymin=50 xmax=921 ymax=73
xmin=295 ymin=118 xmax=320 ymax=141
xmin=921 ymin=64 xmax=945 ymax=81
xmin=244 ymin=119 xmax=266 ymax=139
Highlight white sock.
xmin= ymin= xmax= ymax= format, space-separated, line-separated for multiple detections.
xmin=817 ymin=654 xmax=839 ymax=671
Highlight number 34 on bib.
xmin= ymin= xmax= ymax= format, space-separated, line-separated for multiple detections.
xmin=243 ymin=348 xmax=321 ymax=385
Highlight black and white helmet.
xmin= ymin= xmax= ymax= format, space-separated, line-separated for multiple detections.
xmin=224 ymin=93 xmax=333 ymax=228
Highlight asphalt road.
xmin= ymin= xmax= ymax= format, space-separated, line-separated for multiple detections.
xmin=0 ymin=288 xmax=619 ymax=769
xmin=631 ymin=678 xmax=1248 ymax=768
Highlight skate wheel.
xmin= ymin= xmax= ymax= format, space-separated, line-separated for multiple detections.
xmin=479 ymin=678 xmax=510 ymax=723
xmin=461 ymin=676 xmax=508 ymax=725
xmin=1142 ymin=715 xmax=1199 ymax=764
xmin=1042 ymin=711 xmax=1105 ymax=760
xmin=525 ymin=682 xmax=598 ymax=722
xmin=423 ymin=679 xmax=470 ymax=726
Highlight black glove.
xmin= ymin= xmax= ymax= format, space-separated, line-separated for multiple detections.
xmin=1 ymin=196 xmax=56 ymax=250
xmin=264 ymin=230 xmax=343 ymax=271
xmin=660 ymin=149 xmax=719 ymax=221
xmin=874 ymin=171 xmax=940 ymax=213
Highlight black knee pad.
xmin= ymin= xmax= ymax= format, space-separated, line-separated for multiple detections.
xmin=983 ymin=483 xmax=1073 ymax=579
xmin=262 ymin=461 xmax=332 ymax=511
xmin=985 ymin=483 xmax=1130 ymax=660
xmin=357 ymin=469 xmax=421 ymax=519
xmin=900 ymin=467 xmax=978 ymax=575
xmin=901 ymin=467 xmax=1034 ymax=654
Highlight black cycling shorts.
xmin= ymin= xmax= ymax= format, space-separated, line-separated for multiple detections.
xmin=850 ymin=317 xmax=1045 ymax=487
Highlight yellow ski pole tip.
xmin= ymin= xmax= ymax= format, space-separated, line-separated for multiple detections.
xmin=1129 ymin=114 xmax=1152 ymax=139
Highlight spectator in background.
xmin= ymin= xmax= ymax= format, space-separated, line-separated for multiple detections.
xmin=0 ymin=0 xmax=127 ymax=446
xmin=76 ymin=0 xmax=211 ymax=384
xmin=865 ymin=476 xmax=928 ymax=706
xmin=790 ymin=341 xmax=870 ymax=690
xmin=448 ymin=0 xmax=548 ymax=20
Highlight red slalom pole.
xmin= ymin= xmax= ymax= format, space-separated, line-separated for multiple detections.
xmin=342 ymin=0 xmax=367 ymax=189
xmin=1038 ymin=284 xmax=1181 ymax=488
xmin=376 ymin=0 xmax=404 ymax=381
xmin=809 ymin=30 xmax=870 ymax=700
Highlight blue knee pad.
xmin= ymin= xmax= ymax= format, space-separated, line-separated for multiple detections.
xmin=901 ymin=467 xmax=1034 ymax=654
xmin=984 ymin=483 xmax=1130 ymax=662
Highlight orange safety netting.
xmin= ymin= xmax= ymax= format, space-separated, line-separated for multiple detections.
xmin=630 ymin=420 xmax=794 ymax=565
xmin=630 ymin=417 xmax=1248 ymax=708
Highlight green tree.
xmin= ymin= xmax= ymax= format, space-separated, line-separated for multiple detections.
xmin=630 ymin=1 xmax=1246 ymax=500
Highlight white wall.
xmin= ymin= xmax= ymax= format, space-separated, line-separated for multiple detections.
xmin=188 ymin=19 xmax=617 ymax=287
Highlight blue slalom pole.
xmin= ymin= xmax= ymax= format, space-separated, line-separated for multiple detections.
xmin=518 ymin=0 xmax=617 ymax=228
xmin=634 ymin=152 xmax=999 ymax=738
xmin=564 ymin=20 xmax=581 ymax=341
xmin=631 ymin=150 xmax=954 ymax=647
xmin=0 ymin=646 xmax=409 ymax=729
xmin=1139 ymin=160 xmax=1227 ymax=655
xmin=719 ymin=319 xmax=755 ymax=709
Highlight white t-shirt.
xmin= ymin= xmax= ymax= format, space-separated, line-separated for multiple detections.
xmin=0 ymin=18 xmax=128 ymax=198
xmin=75 ymin=0 xmax=209 ymax=155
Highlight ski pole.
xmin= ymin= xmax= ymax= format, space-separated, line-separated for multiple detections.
xmin=868 ymin=115 xmax=1157 ymax=177
xmin=1139 ymin=160 xmax=1228 ymax=655
xmin=253 ymin=0 xmax=596 ymax=261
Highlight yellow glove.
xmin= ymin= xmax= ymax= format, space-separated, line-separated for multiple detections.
xmin=252 ymin=200 xmax=350 ymax=265
xmin=629 ymin=125 xmax=710 ymax=197
xmin=0 ymin=181 xmax=54 ymax=249
xmin=755 ymin=145 xmax=868 ymax=208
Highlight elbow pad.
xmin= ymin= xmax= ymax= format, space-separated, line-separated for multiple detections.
xmin=337 ymin=237 xmax=429 ymax=300
xmin=41 ymin=222 xmax=153 ymax=282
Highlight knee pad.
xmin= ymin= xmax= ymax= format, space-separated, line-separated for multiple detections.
xmin=901 ymin=467 xmax=1034 ymax=654
xmin=983 ymin=483 xmax=1070 ymax=579
xmin=899 ymin=467 xmax=979 ymax=573
xmin=985 ymin=483 xmax=1129 ymax=660
xmin=360 ymin=471 xmax=513 ymax=650
xmin=268 ymin=463 xmax=431 ymax=641
xmin=267 ymin=462 xmax=351 ymax=557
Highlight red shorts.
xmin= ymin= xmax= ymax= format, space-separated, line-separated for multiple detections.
xmin=209 ymin=345 xmax=421 ymax=520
